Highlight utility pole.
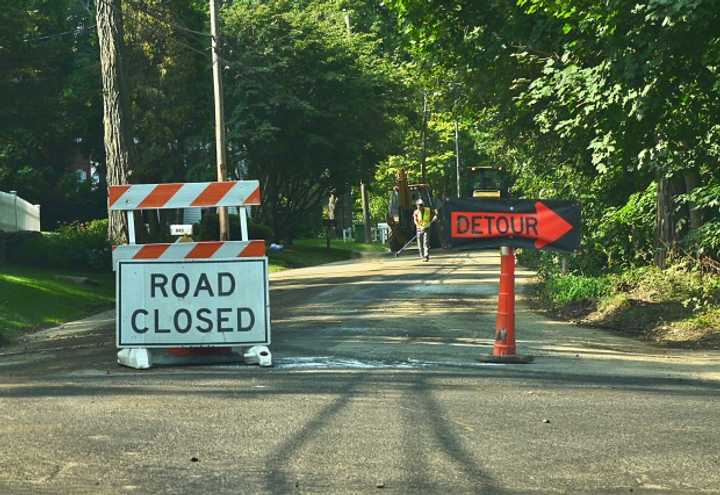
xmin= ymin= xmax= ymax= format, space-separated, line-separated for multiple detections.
xmin=210 ymin=0 xmax=229 ymax=240
xmin=455 ymin=120 xmax=461 ymax=198
xmin=343 ymin=10 xmax=372 ymax=243
xmin=361 ymin=181 xmax=371 ymax=243
xmin=96 ymin=0 xmax=131 ymax=244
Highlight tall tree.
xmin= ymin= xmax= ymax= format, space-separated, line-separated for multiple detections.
xmin=96 ymin=0 xmax=132 ymax=243
xmin=222 ymin=0 xmax=402 ymax=241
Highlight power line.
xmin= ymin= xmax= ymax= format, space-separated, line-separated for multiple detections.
xmin=124 ymin=0 xmax=212 ymax=39
xmin=23 ymin=24 xmax=96 ymax=43
xmin=23 ymin=0 xmax=95 ymax=43
xmin=170 ymin=37 xmax=211 ymax=59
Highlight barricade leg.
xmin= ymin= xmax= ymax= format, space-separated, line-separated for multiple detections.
xmin=117 ymin=348 xmax=152 ymax=369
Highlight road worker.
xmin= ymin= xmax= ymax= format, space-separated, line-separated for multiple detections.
xmin=413 ymin=198 xmax=437 ymax=261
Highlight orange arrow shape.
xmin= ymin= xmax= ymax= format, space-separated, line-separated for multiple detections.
xmin=532 ymin=201 xmax=573 ymax=248
xmin=450 ymin=201 xmax=574 ymax=248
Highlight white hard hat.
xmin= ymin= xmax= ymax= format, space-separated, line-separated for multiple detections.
xmin=416 ymin=198 xmax=424 ymax=205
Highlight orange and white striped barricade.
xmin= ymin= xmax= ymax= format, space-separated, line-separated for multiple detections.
xmin=109 ymin=180 xmax=271 ymax=369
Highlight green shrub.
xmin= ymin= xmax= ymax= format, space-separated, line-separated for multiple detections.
xmin=1 ymin=219 xmax=111 ymax=271
xmin=542 ymin=274 xmax=612 ymax=307
xmin=595 ymin=182 xmax=656 ymax=269
xmin=609 ymin=263 xmax=720 ymax=310
xmin=0 ymin=231 xmax=44 ymax=265
xmin=249 ymin=221 xmax=274 ymax=241
xmin=683 ymin=220 xmax=720 ymax=259
xmin=679 ymin=182 xmax=720 ymax=260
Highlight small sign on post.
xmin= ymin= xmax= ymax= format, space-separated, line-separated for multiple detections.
xmin=170 ymin=224 xmax=194 ymax=237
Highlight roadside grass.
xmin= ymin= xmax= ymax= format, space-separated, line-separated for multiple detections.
xmin=268 ymin=239 xmax=386 ymax=272
xmin=534 ymin=264 xmax=720 ymax=348
xmin=0 ymin=265 xmax=114 ymax=344
xmin=0 ymin=239 xmax=385 ymax=342
xmin=292 ymin=238 xmax=387 ymax=253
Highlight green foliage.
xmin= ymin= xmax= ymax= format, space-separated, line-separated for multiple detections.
xmin=612 ymin=263 xmax=720 ymax=310
xmin=1 ymin=220 xmax=111 ymax=271
xmin=222 ymin=0 xmax=404 ymax=241
xmin=684 ymin=221 xmax=720 ymax=259
xmin=541 ymin=274 xmax=612 ymax=307
xmin=53 ymin=219 xmax=112 ymax=271
xmin=389 ymin=0 xmax=720 ymax=269
xmin=679 ymin=182 xmax=720 ymax=257
xmin=0 ymin=0 xmax=105 ymax=228
xmin=595 ymin=182 xmax=657 ymax=268
xmin=540 ymin=262 xmax=720 ymax=314
xmin=6 ymin=0 xmax=720 ymax=271
xmin=122 ymin=0 xmax=214 ymax=184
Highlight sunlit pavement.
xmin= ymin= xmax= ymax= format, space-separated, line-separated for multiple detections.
xmin=1 ymin=250 xmax=719 ymax=494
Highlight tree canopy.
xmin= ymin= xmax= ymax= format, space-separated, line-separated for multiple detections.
xmin=388 ymin=0 xmax=720 ymax=268
xmin=2 ymin=0 xmax=719 ymax=268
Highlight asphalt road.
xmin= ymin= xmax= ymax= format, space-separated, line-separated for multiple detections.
xmin=1 ymin=250 xmax=719 ymax=494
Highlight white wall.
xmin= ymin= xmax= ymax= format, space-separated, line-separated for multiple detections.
xmin=0 ymin=191 xmax=41 ymax=232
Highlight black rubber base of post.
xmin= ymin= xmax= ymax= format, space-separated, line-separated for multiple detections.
xmin=478 ymin=354 xmax=534 ymax=364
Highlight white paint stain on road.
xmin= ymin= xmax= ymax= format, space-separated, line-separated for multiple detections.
xmin=271 ymin=356 xmax=503 ymax=370
xmin=407 ymin=284 xmax=496 ymax=296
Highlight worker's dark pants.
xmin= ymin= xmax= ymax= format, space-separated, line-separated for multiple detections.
xmin=416 ymin=230 xmax=429 ymax=259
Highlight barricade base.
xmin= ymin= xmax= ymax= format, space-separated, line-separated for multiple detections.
xmin=116 ymin=346 xmax=273 ymax=369
xmin=152 ymin=348 xmax=243 ymax=366
xmin=117 ymin=348 xmax=153 ymax=369
xmin=478 ymin=354 xmax=534 ymax=364
xmin=243 ymin=345 xmax=273 ymax=367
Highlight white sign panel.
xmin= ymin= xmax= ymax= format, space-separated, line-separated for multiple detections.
xmin=170 ymin=224 xmax=193 ymax=236
xmin=117 ymin=258 xmax=270 ymax=348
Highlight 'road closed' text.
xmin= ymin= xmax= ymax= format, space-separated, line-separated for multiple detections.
xmin=118 ymin=259 xmax=270 ymax=347
xmin=130 ymin=307 xmax=255 ymax=334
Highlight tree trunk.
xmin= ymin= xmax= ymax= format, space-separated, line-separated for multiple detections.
xmin=683 ymin=169 xmax=703 ymax=230
xmin=655 ymin=176 xmax=674 ymax=268
xmin=97 ymin=0 xmax=132 ymax=244
xmin=361 ymin=180 xmax=371 ymax=243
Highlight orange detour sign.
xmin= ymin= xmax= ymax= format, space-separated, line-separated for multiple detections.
xmin=450 ymin=202 xmax=573 ymax=248
xmin=109 ymin=180 xmax=271 ymax=370
xmin=440 ymin=198 xmax=581 ymax=364
xmin=441 ymin=199 xmax=580 ymax=252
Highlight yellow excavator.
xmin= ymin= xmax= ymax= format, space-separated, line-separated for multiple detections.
xmin=385 ymin=166 xmax=506 ymax=253
xmin=468 ymin=166 xmax=505 ymax=199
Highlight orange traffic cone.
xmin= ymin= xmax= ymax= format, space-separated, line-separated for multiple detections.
xmin=480 ymin=247 xmax=533 ymax=364
xmin=493 ymin=247 xmax=516 ymax=356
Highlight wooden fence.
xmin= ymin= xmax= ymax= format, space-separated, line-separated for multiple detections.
xmin=0 ymin=191 xmax=40 ymax=232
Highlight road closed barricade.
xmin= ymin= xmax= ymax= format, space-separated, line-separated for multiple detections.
xmin=109 ymin=180 xmax=271 ymax=369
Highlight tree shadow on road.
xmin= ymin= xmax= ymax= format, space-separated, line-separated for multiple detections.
xmin=257 ymin=371 xmax=507 ymax=494
xmin=398 ymin=373 xmax=508 ymax=494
